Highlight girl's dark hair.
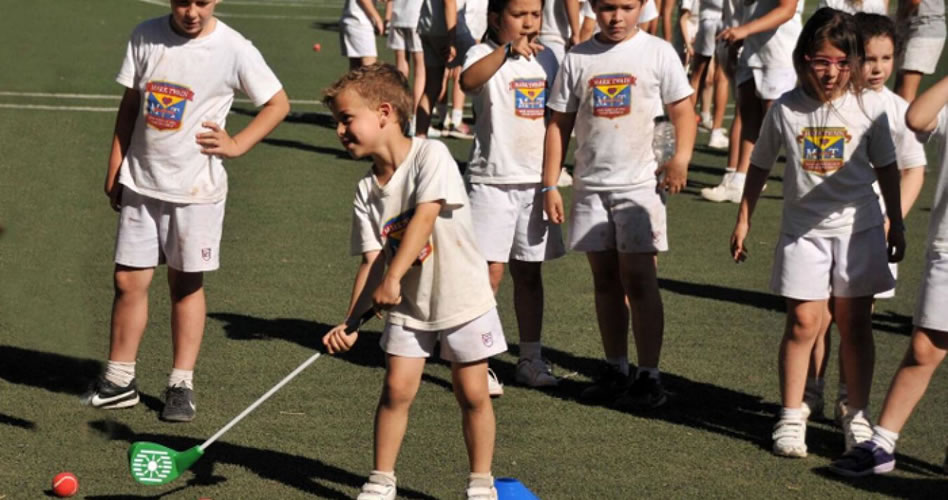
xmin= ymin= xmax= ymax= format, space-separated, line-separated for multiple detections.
xmin=484 ymin=0 xmax=545 ymax=44
xmin=793 ymin=7 xmax=866 ymax=101
xmin=854 ymin=12 xmax=900 ymax=56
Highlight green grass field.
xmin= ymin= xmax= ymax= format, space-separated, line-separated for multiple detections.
xmin=0 ymin=0 xmax=946 ymax=498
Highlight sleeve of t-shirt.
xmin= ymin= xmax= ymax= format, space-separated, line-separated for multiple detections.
xmin=236 ymin=40 xmax=284 ymax=107
xmin=413 ymin=141 xmax=468 ymax=210
xmin=546 ymin=53 xmax=578 ymax=113
xmin=893 ymin=102 xmax=928 ymax=169
xmin=658 ymin=42 xmax=694 ymax=104
xmin=639 ymin=0 xmax=659 ymax=23
xmin=350 ymin=178 xmax=384 ymax=256
xmin=581 ymin=0 xmax=595 ymax=20
xmin=115 ymin=29 xmax=141 ymax=89
xmin=914 ymin=106 xmax=948 ymax=144
xmin=749 ymin=103 xmax=783 ymax=171
xmin=461 ymin=43 xmax=494 ymax=95
xmin=867 ymin=110 xmax=897 ymax=169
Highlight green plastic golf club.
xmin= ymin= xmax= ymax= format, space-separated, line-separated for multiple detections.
xmin=128 ymin=310 xmax=375 ymax=485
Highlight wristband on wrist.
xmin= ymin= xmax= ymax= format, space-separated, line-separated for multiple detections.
xmin=540 ymin=185 xmax=557 ymax=193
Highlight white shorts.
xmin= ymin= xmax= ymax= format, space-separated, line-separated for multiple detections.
xmin=770 ymin=226 xmax=894 ymax=301
xmin=735 ymin=66 xmax=797 ymax=101
xmin=468 ymin=183 xmax=566 ymax=263
xmin=381 ymin=308 xmax=508 ymax=363
xmin=340 ymin=22 xmax=378 ymax=58
xmin=914 ymin=251 xmax=948 ymax=332
xmin=387 ymin=26 xmax=422 ymax=53
xmin=694 ymin=18 xmax=722 ymax=58
xmin=114 ymin=188 xmax=225 ymax=272
xmin=569 ymin=186 xmax=668 ymax=254
xmin=898 ymin=16 xmax=946 ymax=74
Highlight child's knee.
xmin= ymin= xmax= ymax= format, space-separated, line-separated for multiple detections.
xmin=380 ymin=377 xmax=420 ymax=408
xmin=910 ymin=329 xmax=948 ymax=367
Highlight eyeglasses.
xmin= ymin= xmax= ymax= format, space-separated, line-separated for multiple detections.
xmin=806 ymin=56 xmax=852 ymax=72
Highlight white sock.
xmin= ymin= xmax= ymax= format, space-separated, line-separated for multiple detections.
xmin=606 ymin=357 xmax=629 ymax=376
xmin=104 ymin=361 xmax=136 ymax=387
xmin=370 ymin=470 xmax=397 ymax=486
xmin=168 ymin=369 xmax=194 ymax=389
xmin=519 ymin=341 xmax=542 ymax=361
xmin=451 ymin=108 xmax=463 ymax=127
xmin=636 ymin=366 xmax=660 ymax=380
xmin=846 ymin=406 xmax=868 ymax=420
xmin=731 ymin=172 xmax=746 ymax=185
xmin=780 ymin=407 xmax=806 ymax=421
xmin=871 ymin=425 xmax=899 ymax=454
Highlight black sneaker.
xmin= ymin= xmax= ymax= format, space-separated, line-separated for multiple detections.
xmin=160 ymin=384 xmax=196 ymax=422
xmin=616 ymin=373 xmax=668 ymax=410
xmin=580 ymin=364 xmax=629 ymax=404
xmin=80 ymin=377 xmax=139 ymax=409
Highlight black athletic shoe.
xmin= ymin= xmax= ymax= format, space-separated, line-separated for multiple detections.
xmin=616 ymin=373 xmax=668 ymax=410
xmin=161 ymin=384 xmax=196 ymax=422
xmin=580 ymin=364 xmax=629 ymax=404
xmin=80 ymin=377 xmax=140 ymax=409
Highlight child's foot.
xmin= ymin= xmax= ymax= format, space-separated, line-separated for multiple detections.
xmin=357 ymin=471 xmax=396 ymax=500
xmin=466 ymin=475 xmax=497 ymax=500
xmin=515 ymin=357 xmax=558 ymax=387
xmin=708 ymin=128 xmax=729 ymax=149
xmin=772 ymin=417 xmax=807 ymax=458
xmin=829 ymin=442 xmax=895 ymax=477
xmin=80 ymin=377 xmax=140 ymax=409
xmin=700 ymin=111 xmax=713 ymax=131
xmin=487 ymin=368 xmax=504 ymax=397
xmin=841 ymin=412 xmax=873 ymax=452
xmin=445 ymin=121 xmax=475 ymax=140
xmin=700 ymin=172 xmax=743 ymax=203
xmin=160 ymin=383 xmax=196 ymax=422
xmin=579 ymin=364 xmax=628 ymax=404
xmin=616 ymin=372 xmax=667 ymax=410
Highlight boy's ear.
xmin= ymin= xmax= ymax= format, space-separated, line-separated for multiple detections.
xmin=377 ymin=102 xmax=395 ymax=128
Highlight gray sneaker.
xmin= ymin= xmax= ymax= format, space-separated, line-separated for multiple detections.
xmin=80 ymin=377 xmax=139 ymax=409
xmin=160 ymin=384 xmax=196 ymax=422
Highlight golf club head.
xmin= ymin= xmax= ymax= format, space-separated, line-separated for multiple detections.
xmin=128 ymin=442 xmax=203 ymax=485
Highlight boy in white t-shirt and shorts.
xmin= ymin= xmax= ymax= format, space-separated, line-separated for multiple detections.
xmin=340 ymin=0 xmax=385 ymax=69
xmin=543 ymin=0 xmax=696 ymax=409
xmin=895 ymin=0 xmax=946 ymax=103
xmin=81 ymin=0 xmax=290 ymax=422
xmin=322 ymin=63 xmax=506 ymax=500
xmin=415 ymin=0 xmax=475 ymax=137
xmin=385 ymin=0 xmax=426 ymax=130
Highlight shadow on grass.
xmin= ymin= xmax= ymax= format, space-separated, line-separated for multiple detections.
xmin=0 ymin=411 xmax=35 ymax=430
xmin=86 ymin=420 xmax=437 ymax=499
xmin=811 ymin=466 xmax=948 ymax=498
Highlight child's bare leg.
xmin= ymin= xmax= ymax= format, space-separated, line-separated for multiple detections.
xmin=832 ymin=296 xmax=874 ymax=410
xmin=586 ymin=251 xmax=630 ymax=360
xmin=877 ymin=327 xmax=947 ymax=432
xmin=735 ymin=81 xmax=766 ymax=175
xmin=451 ymin=360 xmax=495 ymax=473
xmin=727 ymin=107 xmax=741 ymax=167
xmin=394 ymin=49 xmax=409 ymax=78
xmin=415 ymin=64 xmax=445 ymax=136
xmin=618 ymin=253 xmax=662 ymax=369
xmin=711 ymin=62 xmax=729 ymax=130
xmin=896 ymin=70 xmax=923 ymax=103
xmin=688 ymin=56 xmax=710 ymax=107
xmin=779 ymin=299 xmax=827 ymax=408
xmin=109 ymin=265 xmax=155 ymax=362
xmin=509 ymin=260 xmax=543 ymax=344
xmin=487 ymin=262 xmax=505 ymax=294
xmin=808 ymin=302 xmax=833 ymax=380
xmin=167 ymin=268 xmax=205 ymax=370
xmin=410 ymin=51 xmax=426 ymax=113
xmin=374 ymin=355 xmax=425 ymax=472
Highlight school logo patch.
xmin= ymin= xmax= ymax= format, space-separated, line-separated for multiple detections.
xmin=201 ymin=248 xmax=212 ymax=261
xmin=145 ymin=81 xmax=194 ymax=131
xmin=797 ymin=127 xmax=851 ymax=175
xmin=511 ymin=78 xmax=547 ymax=119
xmin=589 ymin=73 xmax=635 ymax=118
xmin=481 ymin=332 xmax=494 ymax=347
xmin=381 ymin=209 xmax=433 ymax=265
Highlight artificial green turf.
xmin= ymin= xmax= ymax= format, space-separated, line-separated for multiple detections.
xmin=0 ymin=0 xmax=945 ymax=498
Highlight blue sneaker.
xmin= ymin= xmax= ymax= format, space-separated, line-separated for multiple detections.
xmin=830 ymin=442 xmax=895 ymax=477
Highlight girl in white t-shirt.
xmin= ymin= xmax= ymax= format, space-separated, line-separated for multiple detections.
xmin=730 ymin=8 xmax=905 ymax=459
xmin=459 ymin=0 xmax=566 ymax=387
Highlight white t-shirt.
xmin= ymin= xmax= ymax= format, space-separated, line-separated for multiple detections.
xmin=547 ymin=32 xmax=694 ymax=191
xmin=681 ymin=0 xmax=700 ymax=34
xmin=915 ymin=107 xmax=948 ymax=253
xmin=817 ymin=0 xmax=887 ymax=15
xmin=350 ymin=138 xmax=496 ymax=330
xmin=391 ymin=0 xmax=425 ymax=28
xmin=540 ymin=0 xmax=573 ymax=44
xmin=739 ymin=0 xmax=803 ymax=70
xmin=341 ymin=0 xmax=372 ymax=27
xmin=918 ymin=0 xmax=945 ymax=17
xmin=465 ymin=0 xmax=489 ymax=41
xmin=463 ymin=42 xmax=559 ymax=184
xmin=699 ymin=0 xmax=724 ymax=22
xmin=116 ymin=16 xmax=283 ymax=204
xmin=418 ymin=0 xmax=470 ymax=36
xmin=751 ymin=88 xmax=897 ymax=237
xmin=876 ymin=87 xmax=928 ymax=170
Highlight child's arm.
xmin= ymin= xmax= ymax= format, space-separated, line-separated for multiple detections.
xmin=460 ymin=37 xmax=545 ymax=92
xmin=323 ymin=250 xmax=385 ymax=354
xmin=678 ymin=9 xmax=694 ymax=63
xmin=444 ymin=0 xmax=459 ymax=63
xmin=660 ymin=96 xmax=696 ymax=193
xmin=900 ymin=167 xmax=925 ymax=218
xmin=579 ymin=14 xmax=596 ymax=42
xmin=196 ymin=89 xmax=290 ymax=159
xmin=542 ymin=110 xmax=576 ymax=224
xmin=565 ymin=0 xmax=582 ymax=48
xmin=718 ymin=0 xmax=797 ymax=44
xmin=358 ymin=0 xmax=386 ymax=35
xmin=906 ymin=76 xmax=948 ymax=134
xmin=729 ymin=165 xmax=770 ymax=262
xmin=875 ymin=162 xmax=906 ymax=263
xmin=372 ymin=201 xmax=444 ymax=308
xmin=104 ymin=87 xmax=141 ymax=211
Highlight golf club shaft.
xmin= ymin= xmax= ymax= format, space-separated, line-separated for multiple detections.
xmin=199 ymin=309 xmax=375 ymax=451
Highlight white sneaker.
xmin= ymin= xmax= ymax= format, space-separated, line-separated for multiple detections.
xmin=557 ymin=168 xmax=573 ymax=187
xmin=426 ymin=126 xmax=442 ymax=138
xmin=466 ymin=476 xmax=498 ymax=500
xmin=357 ymin=472 xmax=396 ymax=500
xmin=487 ymin=368 xmax=504 ymax=397
xmin=700 ymin=111 xmax=713 ymax=131
xmin=700 ymin=172 xmax=743 ymax=203
xmin=772 ymin=417 xmax=808 ymax=458
xmin=842 ymin=412 xmax=873 ymax=452
xmin=516 ymin=358 xmax=558 ymax=387
xmin=708 ymin=128 xmax=729 ymax=149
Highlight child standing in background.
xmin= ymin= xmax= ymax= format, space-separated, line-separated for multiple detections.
xmin=385 ymin=0 xmax=427 ymax=131
xmin=341 ymin=0 xmax=386 ymax=69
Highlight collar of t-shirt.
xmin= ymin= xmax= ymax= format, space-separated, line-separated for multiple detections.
xmin=591 ymin=29 xmax=643 ymax=50
xmin=164 ymin=15 xmax=222 ymax=45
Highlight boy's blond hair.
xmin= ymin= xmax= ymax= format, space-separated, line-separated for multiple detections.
xmin=323 ymin=63 xmax=413 ymax=133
